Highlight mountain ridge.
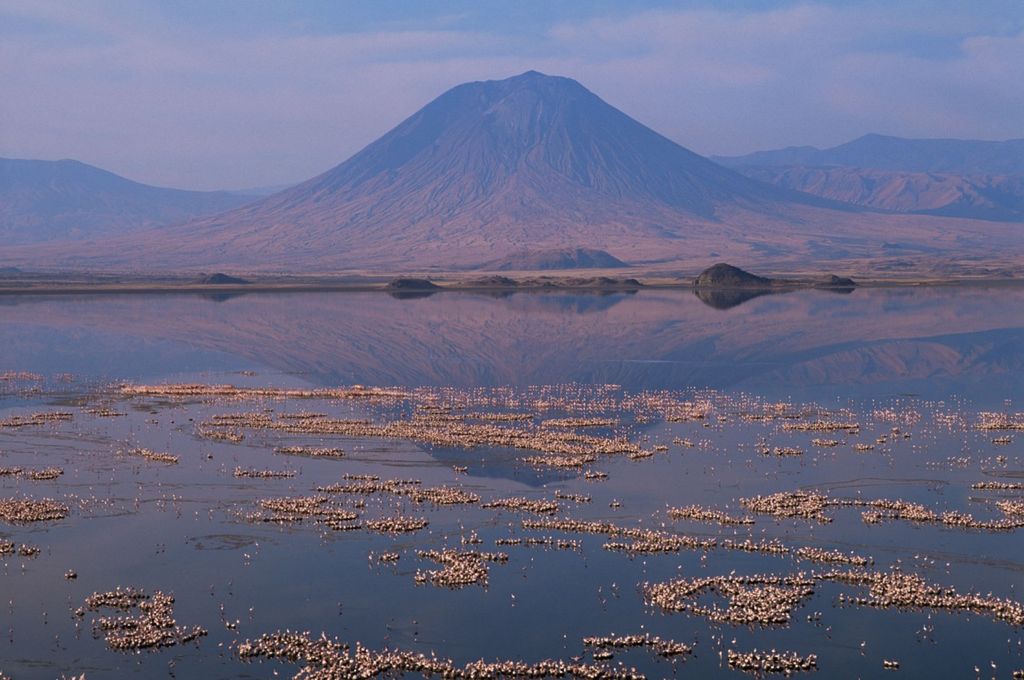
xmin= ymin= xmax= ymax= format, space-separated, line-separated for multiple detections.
xmin=0 ymin=157 xmax=256 ymax=245
xmin=714 ymin=134 xmax=1024 ymax=222
xmin=715 ymin=134 xmax=1024 ymax=175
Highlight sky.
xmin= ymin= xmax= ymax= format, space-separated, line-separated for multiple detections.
xmin=2 ymin=0 xmax=1022 ymax=191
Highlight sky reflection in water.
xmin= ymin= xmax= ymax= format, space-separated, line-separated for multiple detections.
xmin=0 ymin=287 xmax=1023 ymax=678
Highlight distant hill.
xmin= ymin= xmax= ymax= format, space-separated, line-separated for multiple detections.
xmin=482 ymin=248 xmax=628 ymax=271
xmin=714 ymin=134 xmax=1024 ymax=175
xmin=5 ymin=76 xmax=1023 ymax=272
xmin=197 ymin=273 xmax=249 ymax=285
xmin=0 ymin=158 xmax=255 ymax=245
xmin=715 ymin=135 xmax=1024 ymax=222
xmin=386 ymin=278 xmax=441 ymax=291
xmin=734 ymin=166 xmax=1024 ymax=222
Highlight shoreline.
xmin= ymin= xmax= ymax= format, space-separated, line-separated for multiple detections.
xmin=1 ymin=274 xmax=1023 ymax=296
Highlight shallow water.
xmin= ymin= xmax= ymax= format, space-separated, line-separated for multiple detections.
xmin=1 ymin=286 xmax=1023 ymax=679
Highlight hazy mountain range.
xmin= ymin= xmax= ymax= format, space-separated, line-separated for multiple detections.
xmin=2 ymin=72 xmax=1022 ymax=272
xmin=714 ymin=134 xmax=1024 ymax=175
xmin=715 ymin=134 xmax=1024 ymax=223
xmin=0 ymin=158 xmax=255 ymax=245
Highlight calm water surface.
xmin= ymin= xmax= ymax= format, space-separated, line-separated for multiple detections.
xmin=1 ymin=286 xmax=1022 ymax=678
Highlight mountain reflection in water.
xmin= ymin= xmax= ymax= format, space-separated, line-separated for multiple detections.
xmin=1 ymin=285 xmax=1023 ymax=403
xmin=693 ymin=284 xmax=855 ymax=310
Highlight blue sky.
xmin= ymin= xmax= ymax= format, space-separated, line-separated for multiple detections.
xmin=2 ymin=0 xmax=1022 ymax=190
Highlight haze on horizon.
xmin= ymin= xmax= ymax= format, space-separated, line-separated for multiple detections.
xmin=1 ymin=0 xmax=1022 ymax=191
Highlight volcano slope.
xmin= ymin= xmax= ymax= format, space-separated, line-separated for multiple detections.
xmin=7 ymin=72 xmax=1022 ymax=273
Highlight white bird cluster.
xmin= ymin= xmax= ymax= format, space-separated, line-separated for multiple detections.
xmin=972 ymin=481 xmax=1023 ymax=490
xmin=364 ymin=516 xmax=429 ymax=533
xmin=0 ymin=497 xmax=69 ymax=523
xmin=541 ymin=418 xmax=617 ymax=428
xmin=0 ymin=412 xmax=73 ymax=428
xmin=0 ymin=466 xmax=63 ymax=481
xmin=0 ymin=539 xmax=39 ymax=558
xmin=319 ymin=478 xmax=478 ymax=506
xmin=234 ymin=467 xmax=296 ymax=478
xmin=721 ymin=538 xmax=790 ymax=556
xmin=414 ymin=549 xmax=508 ymax=588
xmin=583 ymin=634 xmax=692 ymax=658
xmin=237 ymin=631 xmax=646 ymax=679
xmin=522 ymin=517 xmax=715 ymax=554
xmin=126 ymin=447 xmax=179 ymax=464
xmin=782 ymin=419 xmax=860 ymax=433
xmin=727 ymin=648 xmax=817 ymax=674
xmin=483 ymin=497 xmax=559 ymax=515
xmin=555 ymin=491 xmax=592 ymax=504
xmin=976 ymin=412 xmax=1024 ymax=431
xmin=274 ymin=445 xmax=345 ymax=458
xmin=643 ymin=573 xmax=816 ymax=626
xmin=743 ymin=490 xmax=1024 ymax=531
xmin=81 ymin=588 xmax=206 ymax=650
xmin=827 ymin=569 xmax=1024 ymax=626
xmin=255 ymin=495 xmax=359 ymax=523
xmin=795 ymin=546 xmax=872 ymax=566
xmin=668 ymin=505 xmax=754 ymax=526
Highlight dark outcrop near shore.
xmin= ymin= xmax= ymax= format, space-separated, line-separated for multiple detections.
xmin=694 ymin=263 xmax=855 ymax=290
xmin=463 ymin=275 xmax=641 ymax=291
xmin=544 ymin=276 xmax=642 ymax=290
xmin=693 ymin=263 xmax=774 ymax=288
xmin=198 ymin=273 xmax=250 ymax=285
xmin=692 ymin=264 xmax=855 ymax=309
xmin=483 ymin=248 xmax=628 ymax=271
xmin=386 ymin=278 xmax=441 ymax=291
xmin=385 ymin=277 xmax=442 ymax=299
xmin=465 ymin=275 xmax=519 ymax=288
xmin=818 ymin=274 xmax=856 ymax=287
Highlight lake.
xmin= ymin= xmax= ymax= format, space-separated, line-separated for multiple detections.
xmin=1 ymin=285 xmax=1023 ymax=678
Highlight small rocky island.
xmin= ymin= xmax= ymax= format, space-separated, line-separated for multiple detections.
xmin=692 ymin=263 xmax=855 ymax=309
xmin=693 ymin=263 xmax=855 ymax=289
xmin=386 ymin=278 xmax=442 ymax=291
xmin=197 ymin=273 xmax=250 ymax=285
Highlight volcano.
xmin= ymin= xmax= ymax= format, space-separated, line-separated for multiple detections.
xmin=7 ymin=71 xmax=1022 ymax=272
